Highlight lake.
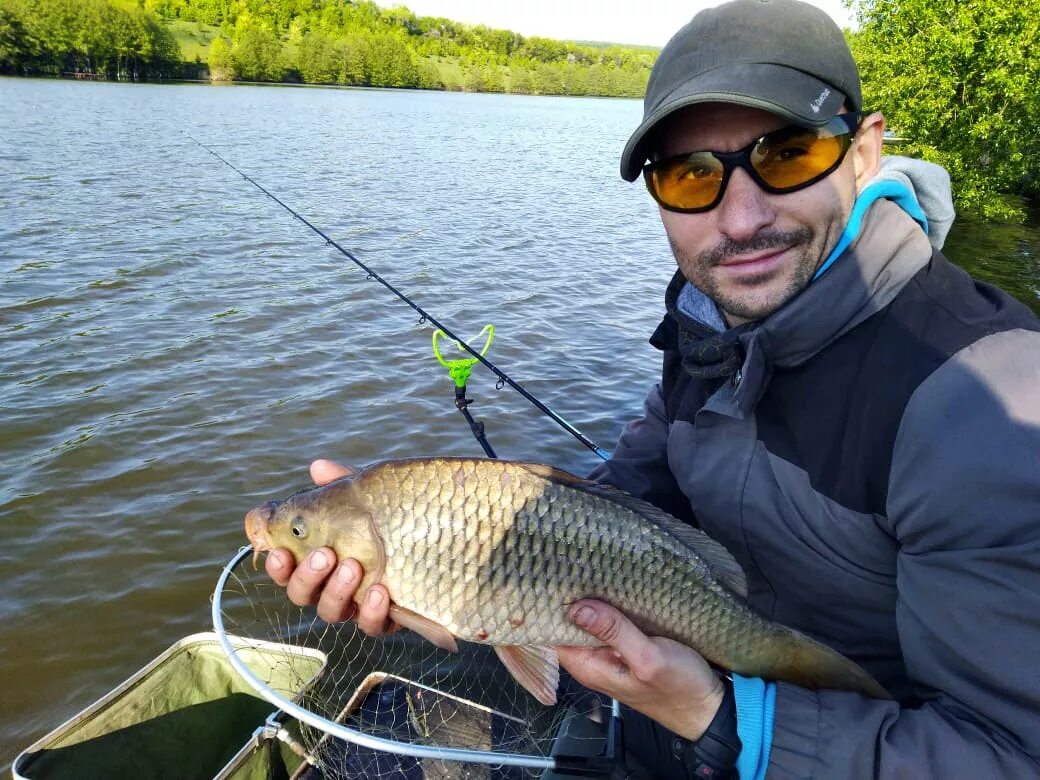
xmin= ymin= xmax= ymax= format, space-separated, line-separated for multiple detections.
xmin=1 ymin=77 xmax=1037 ymax=766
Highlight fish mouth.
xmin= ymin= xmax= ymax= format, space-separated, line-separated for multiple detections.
xmin=244 ymin=501 xmax=278 ymax=568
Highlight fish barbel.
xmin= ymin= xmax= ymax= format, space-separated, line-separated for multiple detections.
xmin=245 ymin=457 xmax=889 ymax=704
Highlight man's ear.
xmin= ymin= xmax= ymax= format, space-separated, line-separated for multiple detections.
xmin=852 ymin=112 xmax=885 ymax=192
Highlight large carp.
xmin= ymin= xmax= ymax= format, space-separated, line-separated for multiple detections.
xmin=245 ymin=457 xmax=888 ymax=704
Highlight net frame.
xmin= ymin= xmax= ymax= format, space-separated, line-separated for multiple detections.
xmin=211 ymin=544 xmax=568 ymax=774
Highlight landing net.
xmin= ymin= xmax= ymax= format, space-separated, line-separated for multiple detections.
xmin=212 ymin=546 xmax=608 ymax=779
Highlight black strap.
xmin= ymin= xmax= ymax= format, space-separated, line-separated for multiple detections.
xmin=673 ymin=679 xmax=741 ymax=779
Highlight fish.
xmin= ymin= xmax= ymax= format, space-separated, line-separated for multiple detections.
xmin=245 ymin=457 xmax=889 ymax=704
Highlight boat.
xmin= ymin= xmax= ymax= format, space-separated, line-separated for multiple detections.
xmin=11 ymin=632 xmax=326 ymax=780
xmin=11 ymin=631 xmax=615 ymax=779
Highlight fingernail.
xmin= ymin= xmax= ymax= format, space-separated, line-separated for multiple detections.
xmin=572 ymin=605 xmax=593 ymax=628
xmin=309 ymin=550 xmax=329 ymax=571
xmin=337 ymin=563 xmax=356 ymax=584
xmin=366 ymin=588 xmax=383 ymax=608
xmin=269 ymin=551 xmax=286 ymax=571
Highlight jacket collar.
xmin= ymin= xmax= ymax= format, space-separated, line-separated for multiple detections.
xmin=655 ymin=199 xmax=934 ymax=411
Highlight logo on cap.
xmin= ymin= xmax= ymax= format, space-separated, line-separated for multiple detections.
xmin=810 ymin=88 xmax=831 ymax=114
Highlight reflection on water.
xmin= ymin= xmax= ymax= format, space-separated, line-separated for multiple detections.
xmin=944 ymin=201 xmax=1040 ymax=314
xmin=1 ymin=76 xmax=1037 ymax=765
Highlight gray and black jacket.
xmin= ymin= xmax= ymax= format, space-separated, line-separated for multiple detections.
xmin=593 ymin=194 xmax=1040 ymax=776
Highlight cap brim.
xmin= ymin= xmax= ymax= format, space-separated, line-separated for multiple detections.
xmin=620 ymin=63 xmax=847 ymax=181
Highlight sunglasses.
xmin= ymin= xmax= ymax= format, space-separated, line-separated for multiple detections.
xmin=643 ymin=112 xmax=868 ymax=213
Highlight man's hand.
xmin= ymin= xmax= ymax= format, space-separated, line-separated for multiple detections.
xmin=556 ymin=599 xmax=726 ymax=741
xmin=264 ymin=459 xmax=396 ymax=634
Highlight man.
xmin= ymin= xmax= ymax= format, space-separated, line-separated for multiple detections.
xmin=267 ymin=1 xmax=1040 ymax=776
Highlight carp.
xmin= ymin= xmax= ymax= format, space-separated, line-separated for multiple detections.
xmin=245 ymin=457 xmax=889 ymax=704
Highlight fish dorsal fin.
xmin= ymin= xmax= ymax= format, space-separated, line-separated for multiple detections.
xmin=611 ymin=487 xmax=748 ymax=599
xmin=513 ymin=462 xmax=747 ymax=598
xmin=656 ymin=516 xmax=748 ymax=598
xmin=388 ymin=604 xmax=460 ymax=653
xmin=603 ymin=486 xmax=747 ymax=598
xmin=513 ymin=462 xmax=596 ymax=486
xmin=493 ymin=645 xmax=559 ymax=706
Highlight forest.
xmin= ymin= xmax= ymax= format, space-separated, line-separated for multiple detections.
xmin=0 ymin=0 xmax=655 ymax=97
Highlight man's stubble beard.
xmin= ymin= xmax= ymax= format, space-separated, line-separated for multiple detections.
xmin=669 ymin=227 xmax=818 ymax=323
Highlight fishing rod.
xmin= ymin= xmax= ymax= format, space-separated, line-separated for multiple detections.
xmin=191 ymin=137 xmax=610 ymax=461
xmin=197 ymin=140 xmax=632 ymax=778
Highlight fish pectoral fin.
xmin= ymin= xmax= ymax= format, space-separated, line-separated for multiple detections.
xmin=494 ymin=645 xmax=559 ymax=706
xmin=388 ymin=605 xmax=460 ymax=653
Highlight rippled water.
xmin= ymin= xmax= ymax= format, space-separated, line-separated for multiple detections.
xmin=1 ymin=77 xmax=1037 ymax=765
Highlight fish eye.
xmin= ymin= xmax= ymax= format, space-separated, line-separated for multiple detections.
xmin=291 ymin=516 xmax=308 ymax=539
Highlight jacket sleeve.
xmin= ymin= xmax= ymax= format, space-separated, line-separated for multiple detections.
xmin=767 ymin=329 xmax=1040 ymax=778
xmin=587 ymin=381 xmax=697 ymax=526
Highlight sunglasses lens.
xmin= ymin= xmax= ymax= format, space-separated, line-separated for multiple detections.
xmin=750 ymin=124 xmax=849 ymax=190
xmin=643 ymin=113 xmax=860 ymax=212
xmin=647 ymin=151 xmax=724 ymax=211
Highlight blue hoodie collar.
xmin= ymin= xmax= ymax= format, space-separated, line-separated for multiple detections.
xmin=812 ymin=178 xmax=929 ymax=280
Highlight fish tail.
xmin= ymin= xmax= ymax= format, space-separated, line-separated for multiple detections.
xmin=770 ymin=635 xmax=891 ymax=700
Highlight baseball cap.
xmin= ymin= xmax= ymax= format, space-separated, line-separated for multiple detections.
xmin=620 ymin=0 xmax=862 ymax=181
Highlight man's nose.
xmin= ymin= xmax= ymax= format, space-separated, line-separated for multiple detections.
xmin=714 ymin=167 xmax=775 ymax=242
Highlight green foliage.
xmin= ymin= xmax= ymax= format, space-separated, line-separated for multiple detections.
xmin=0 ymin=0 xmax=180 ymax=78
xmin=0 ymin=5 xmax=34 ymax=67
xmin=165 ymin=19 xmax=217 ymax=62
xmin=365 ymin=32 xmax=418 ymax=87
xmin=206 ymin=33 xmax=232 ymax=79
xmin=230 ymin=22 xmax=284 ymax=81
xmin=850 ymin=0 xmax=1040 ymax=220
xmin=0 ymin=0 xmax=653 ymax=96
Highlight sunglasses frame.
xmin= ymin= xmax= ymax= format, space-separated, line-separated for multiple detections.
xmin=643 ymin=111 xmax=869 ymax=214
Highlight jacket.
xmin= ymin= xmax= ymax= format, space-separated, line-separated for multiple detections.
xmin=591 ymin=196 xmax=1040 ymax=777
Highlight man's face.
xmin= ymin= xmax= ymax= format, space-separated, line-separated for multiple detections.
xmin=654 ymin=102 xmax=880 ymax=325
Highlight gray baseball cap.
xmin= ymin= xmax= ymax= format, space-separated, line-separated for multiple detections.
xmin=620 ymin=0 xmax=861 ymax=181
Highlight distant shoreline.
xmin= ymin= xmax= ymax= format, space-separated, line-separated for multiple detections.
xmin=0 ymin=72 xmax=641 ymax=100
xmin=2 ymin=3 xmax=654 ymax=101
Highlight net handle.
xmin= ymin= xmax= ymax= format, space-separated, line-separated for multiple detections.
xmin=212 ymin=545 xmax=556 ymax=771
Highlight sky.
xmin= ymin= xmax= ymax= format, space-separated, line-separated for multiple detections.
xmin=389 ymin=1 xmax=856 ymax=48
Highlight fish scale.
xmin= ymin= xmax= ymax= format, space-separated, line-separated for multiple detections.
xmin=245 ymin=457 xmax=890 ymax=701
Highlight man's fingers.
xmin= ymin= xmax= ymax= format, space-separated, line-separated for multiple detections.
xmin=569 ymin=600 xmax=666 ymax=682
xmin=571 ymin=601 xmax=645 ymax=655
xmin=557 ymin=644 xmax=629 ymax=684
xmin=356 ymin=584 xmax=393 ymax=636
xmin=285 ymin=547 xmax=337 ymax=606
xmin=310 ymin=459 xmax=355 ymax=486
xmin=268 ymin=523 xmax=395 ymax=633
xmin=265 ymin=548 xmax=294 ymax=587
xmin=316 ymin=559 xmax=363 ymax=623
xmin=560 ymin=601 xmax=725 ymax=740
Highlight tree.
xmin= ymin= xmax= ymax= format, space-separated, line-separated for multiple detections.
xmin=231 ymin=24 xmax=284 ymax=81
xmin=207 ymin=34 xmax=233 ymax=79
xmin=506 ymin=65 xmax=533 ymax=95
xmin=295 ymin=30 xmax=337 ymax=82
xmin=0 ymin=0 xmax=179 ymax=78
xmin=365 ymin=32 xmax=416 ymax=87
xmin=414 ymin=58 xmax=441 ymax=90
xmin=335 ymin=35 xmax=368 ymax=85
xmin=0 ymin=4 xmax=34 ymax=70
xmin=850 ymin=0 xmax=1040 ymax=219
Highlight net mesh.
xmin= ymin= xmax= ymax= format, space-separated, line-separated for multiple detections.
xmin=214 ymin=548 xmax=608 ymax=780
